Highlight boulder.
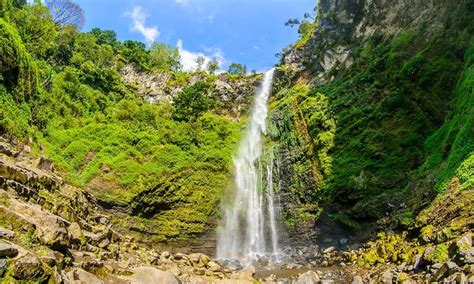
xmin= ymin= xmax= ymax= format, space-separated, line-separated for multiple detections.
xmin=352 ymin=275 xmax=363 ymax=284
xmin=381 ymin=269 xmax=393 ymax=284
xmin=0 ymin=243 xmax=19 ymax=258
xmin=207 ymin=260 xmax=222 ymax=272
xmin=130 ymin=267 xmax=180 ymax=284
xmin=161 ymin=251 xmax=171 ymax=259
xmin=11 ymin=254 xmax=45 ymax=280
xmin=295 ymin=270 xmax=321 ymax=284
xmin=65 ymin=268 xmax=104 ymax=284
xmin=0 ymin=259 xmax=7 ymax=277
xmin=432 ymin=261 xmax=460 ymax=281
xmin=323 ymin=247 xmax=336 ymax=254
xmin=0 ymin=227 xmax=14 ymax=239
xmin=458 ymin=248 xmax=474 ymax=265
xmin=68 ymin=222 xmax=85 ymax=245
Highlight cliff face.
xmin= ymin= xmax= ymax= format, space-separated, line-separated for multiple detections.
xmin=271 ymin=0 xmax=474 ymax=242
xmin=285 ymin=0 xmax=452 ymax=82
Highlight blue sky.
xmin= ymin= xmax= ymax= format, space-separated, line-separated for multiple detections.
xmin=76 ymin=0 xmax=316 ymax=72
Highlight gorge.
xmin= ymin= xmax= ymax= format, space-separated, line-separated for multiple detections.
xmin=0 ymin=0 xmax=473 ymax=283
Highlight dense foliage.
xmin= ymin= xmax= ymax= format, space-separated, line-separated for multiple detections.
xmin=271 ymin=0 xmax=474 ymax=230
xmin=0 ymin=0 xmax=242 ymax=241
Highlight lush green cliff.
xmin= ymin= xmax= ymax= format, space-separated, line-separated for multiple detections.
xmin=270 ymin=0 xmax=474 ymax=239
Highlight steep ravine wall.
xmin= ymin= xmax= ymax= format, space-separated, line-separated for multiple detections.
xmin=268 ymin=0 xmax=474 ymax=243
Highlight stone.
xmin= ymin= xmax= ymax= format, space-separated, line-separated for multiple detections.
xmin=352 ymin=275 xmax=363 ymax=284
xmin=207 ymin=260 xmax=222 ymax=272
xmin=431 ymin=261 xmax=460 ymax=281
xmin=412 ymin=254 xmax=423 ymax=270
xmin=323 ymin=246 xmax=336 ymax=254
xmin=0 ymin=243 xmax=19 ymax=258
xmin=161 ymin=251 xmax=171 ymax=259
xmin=37 ymin=156 xmax=54 ymax=172
xmin=173 ymin=252 xmax=185 ymax=260
xmin=321 ymin=280 xmax=334 ymax=284
xmin=68 ymin=222 xmax=85 ymax=245
xmin=130 ymin=267 xmax=180 ymax=284
xmin=295 ymin=271 xmax=320 ymax=284
xmin=0 ymin=259 xmax=7 ymax=277
xmin=97 ymin=237 xmax=110 ymax=249
xmin=66 ymin=268 xmax=104 ymax=284
xmin=0 ymin=227 xmax=14 ymax=239
xmin=381 ymin=269 xmax=393 ymax=284
xmin=457 ymin=234 xmax=472 ymax=250
xmin=458 ymin=248 xmax=474 ymax=264
xmin=11 ymin=254 xmax=45 ymax=280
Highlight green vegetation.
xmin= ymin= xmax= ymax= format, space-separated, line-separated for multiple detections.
xmin=0 ymin=0 xmax=244 ymax=241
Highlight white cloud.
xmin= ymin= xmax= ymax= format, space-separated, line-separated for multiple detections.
xmin=125 ymin=6 xmax=159 ymax=44
xmin=175 ymin=0 xmax=187 ymax=5
xmin=177 ymin=40 xmax=225 ymax=72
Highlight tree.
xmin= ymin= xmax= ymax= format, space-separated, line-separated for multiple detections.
xmin=89 ymin=28 xmax=117 ymax=46
xmin=195 ymin=56 xmax=205 ymax=71
xmin=206 ymin=57 xmax=219 ymax=74
xmin=46 ymin=0 xmax=85 ymax=29
xmin=284 ymin=18 xmax=300 ymax=27
xmin=173 ymin=81 xmax=215 ymax=122
xmin=227 ymin=63 xmax=247 ymax=75
xmin=149 ymin=42 xmax=182 ymax=71
xmin=11 ymin=2 xmax=57 ymax=58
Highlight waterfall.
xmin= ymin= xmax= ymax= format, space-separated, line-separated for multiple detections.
xmin=217 ymin=69 xmax=280 ymax=263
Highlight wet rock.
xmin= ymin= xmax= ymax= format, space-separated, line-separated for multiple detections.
xmin=295 ymin=271 xmax=320 ymax=284
xmin=130 ymin=267 xmax=180 ymax=284
xmin=351 ymin=275 xmax=363 ymax=284
xmin=11 ymin=254 xmax=45 ymax=280
xmin=0 ymin=227 xmax=14 ymax=239
xmin=65 ymin=268 xmax=104 ymax=284
xmin=0 ymin=243 xmax=19 ymax=258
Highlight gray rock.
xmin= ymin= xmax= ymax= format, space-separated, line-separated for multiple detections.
xmin=11 ymin=254 xmax=45 ymax=280
xmin=432 ymin=261 xmax=460 ymax=281
xmin=352 ymin=275 xmax=363 ymax=284
xmin=458 ymin=248 xmax=474 ymax=264
xmin=323 ymin=246 xmax=336 ymax=254
xmin=207 ymin=260 xmax=222 ymax=272
xmin=381 ymin=269 xmax=393 ymax=284
xmin=0 ymin=227 xmax=14 ymax=239
xmin=457 ymin=234 xmax=472 ymax=250
xmin=0 ymin=259 xmax=7 ymax=277
xmin=68 ymin=222 xmax=85 ymax=245
xmin=66 ymin=268 xmax=104 ymax=284
xmin=412 ymin=254 xmax=423 ymax=270
xmin=295 ymin=271 xmax=320 ymax=284
xmin=130 ymin=267 xmax=180 ymax=284
xmin=0 ymin=243 xmax=19 ymax=258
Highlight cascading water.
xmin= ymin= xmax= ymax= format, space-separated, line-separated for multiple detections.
xmin=217 ymin=69 xmax=280 ymax=264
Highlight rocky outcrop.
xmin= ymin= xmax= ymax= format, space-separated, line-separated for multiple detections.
xmin=121 ymin=65 xmax=261 ymax=119
xmin=283 ymin=0 xmax=453 ymax=82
